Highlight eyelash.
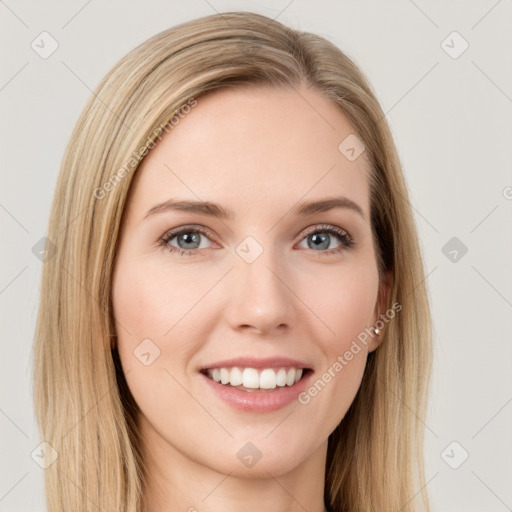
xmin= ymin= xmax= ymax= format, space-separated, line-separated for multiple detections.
xmin=158 ymin=224 xmax=355 ymax=257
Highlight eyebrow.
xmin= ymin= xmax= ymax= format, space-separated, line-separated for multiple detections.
xmin=144 ymin=196 xmax=366 ymax=221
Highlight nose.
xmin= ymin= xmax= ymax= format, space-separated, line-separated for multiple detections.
xmin=223 ymin=245 xmax=296 ymax=335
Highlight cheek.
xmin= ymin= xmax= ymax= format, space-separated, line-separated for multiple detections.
xmin=111 ymin=259 xmax=197 ymax=430
xmin=301 ymin=258 xmax=379 ymax=351
xmin=112 ymin=256 xmax=216 ymax=345
xmin=111 ymin=257 xmax=177 ymax=385
xmin=111 ymin=255 xmax=220 ymax=400
xmin=295 ymin=259 xmax=378 ymax=411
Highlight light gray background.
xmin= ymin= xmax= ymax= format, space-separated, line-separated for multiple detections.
xmin=1 ymin=1 xmax=511 ymax=510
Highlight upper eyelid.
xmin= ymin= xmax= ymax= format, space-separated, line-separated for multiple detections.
xmin=162 ymin=224 xmax=216 ymax=239
xmin=301 ymin=223 xmax=350 ymax=237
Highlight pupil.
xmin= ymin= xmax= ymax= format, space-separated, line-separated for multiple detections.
xmin=180 ymin=232 xmax=199 ymax=249
xmin=310 ymin=233 xmax=329 ymax=250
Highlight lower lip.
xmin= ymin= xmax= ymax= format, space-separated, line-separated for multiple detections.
xmin=200 ymin=371 xmax=312 ymax=413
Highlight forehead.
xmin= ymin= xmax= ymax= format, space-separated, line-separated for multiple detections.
xmin=128 ymin=85 xmax=371 ymax=220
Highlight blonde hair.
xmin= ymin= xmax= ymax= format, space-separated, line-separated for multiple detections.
xmin=33 ymin=11 xmax=432 ymax=512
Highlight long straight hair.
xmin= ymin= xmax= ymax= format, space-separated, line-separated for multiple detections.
xmin=33 ymin=11 xmax=432 ymax=512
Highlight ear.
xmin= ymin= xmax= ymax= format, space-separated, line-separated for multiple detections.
xmin=368 ymin=270 xmax=393 ymax=353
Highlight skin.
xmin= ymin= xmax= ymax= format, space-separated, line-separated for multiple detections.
xmin=112 ymin=83 xmax=390 ymax=512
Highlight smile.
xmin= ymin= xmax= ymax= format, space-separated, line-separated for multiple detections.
xmin=202 ymin=367 xmax=309 ymax=392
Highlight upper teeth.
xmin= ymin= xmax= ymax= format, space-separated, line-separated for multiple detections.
xmin=206 ymin=367 xmax=304 ymax=389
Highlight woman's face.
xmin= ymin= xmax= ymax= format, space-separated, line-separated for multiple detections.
xmin=112 ymin=84 xmax=386 ymax=478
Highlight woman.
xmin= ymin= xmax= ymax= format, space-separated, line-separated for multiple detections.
xmin=33 ymin=11 xmax=432 ymax=512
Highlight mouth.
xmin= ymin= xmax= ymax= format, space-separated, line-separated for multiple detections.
xmin=200 ymin=366 xmax=313 ymax=393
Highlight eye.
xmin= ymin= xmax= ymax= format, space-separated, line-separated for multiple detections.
xmin=296 ymin=224 xmax=354 ymax=254
xmin=159 ymin=225 xmax=216 ymax=256
xmin=158 ymin=223 xmax=354 ymax=257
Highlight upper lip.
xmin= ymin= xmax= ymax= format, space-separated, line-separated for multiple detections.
xmin=200 ymin=357 xmax=312 ymax=371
